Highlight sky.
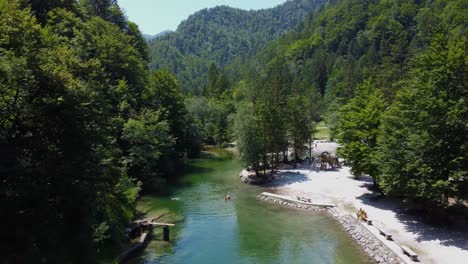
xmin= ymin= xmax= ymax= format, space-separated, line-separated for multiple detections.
xmin=118 ymin=0 xmax=288 ymax=35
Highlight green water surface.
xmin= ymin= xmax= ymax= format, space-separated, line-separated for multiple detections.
xmin=129 ymin=150 xmax=370 ymax=264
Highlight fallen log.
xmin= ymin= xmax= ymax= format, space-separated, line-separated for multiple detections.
xmin=118 ymin=232 xmax=151 ymax=263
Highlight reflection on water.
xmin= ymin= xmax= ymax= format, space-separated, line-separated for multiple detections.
xmin=129 ymin=152 xmax=370 ymax=264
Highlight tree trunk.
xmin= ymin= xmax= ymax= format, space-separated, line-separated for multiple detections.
xmin=373 ymin=177 xmax=385 ymax=195
xmin=275 ymin=153 xmax=280 ymax=173
xmin=308 ymin=140 xmax=312 ymax=164
xmin=270 ymin=153 xmax=275 ymax=174
xmin=293 ymin=146 xmax=297 ymax=169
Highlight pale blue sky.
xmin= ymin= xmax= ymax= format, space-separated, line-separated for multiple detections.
xmin=119 ymin=0 xmax=288 ymax=35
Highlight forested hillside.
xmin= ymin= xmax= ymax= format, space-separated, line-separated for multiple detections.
xmin=233 ymin=0 xmax=466 ymax=210
xmin=1 ymin=0 xmax=466 ymax=262
xmin=0 ymin=0 xmax=201 ymax=262
xmin=148 ymin=0 xmax=326 ymax=94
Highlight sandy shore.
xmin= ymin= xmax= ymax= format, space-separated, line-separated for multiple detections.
xmin=266 ymin=142 xmax=468 ymax=264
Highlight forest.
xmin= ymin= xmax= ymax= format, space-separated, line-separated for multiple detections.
xmin=231 ymin=0 xmax=466 ymax=215
xmin=147 ymin=0 xmax=326 ymax=94
xmin=150 ymin=0 xmax=466 ymax=212
xmin=0 ymin=0 xmax=201 ymax=262
xmin=0 ymin=0 xmax=466 ymax=263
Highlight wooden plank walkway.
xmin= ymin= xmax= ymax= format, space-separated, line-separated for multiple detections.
xmin=133 ymin=219 xmax=175 ymax=227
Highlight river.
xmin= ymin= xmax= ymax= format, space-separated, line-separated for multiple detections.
xmin=128 ymin=149 xmax=370 ymax=264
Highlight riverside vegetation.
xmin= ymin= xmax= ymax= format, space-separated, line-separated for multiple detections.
xmin=1 ymin=0 xmax=200 ymax=262
xmin=150 ymin=0 xmax=466 ymax=221
xmin=326 ymin=0 xmax=466 ymax=211
xmin=1 ymin=0 xmax=466 ymax=263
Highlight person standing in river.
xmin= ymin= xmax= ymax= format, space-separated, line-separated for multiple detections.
xmin=225 ymin=193 xmax=231 ymax=201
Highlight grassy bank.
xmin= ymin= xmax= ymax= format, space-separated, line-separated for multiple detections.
xmin=314 ymin=121 xmax=330 ymax=140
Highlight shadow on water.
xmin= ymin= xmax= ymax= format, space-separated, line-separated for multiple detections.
xmin=151 ymin=152 xmax=226 ymax=197
xmin=166 ymin=149 xmax=234 ymax=187
xmin=198 ymin=147 xmax=235 ymax=161
xmin=180 ymin=163 xmax=215 ymax=176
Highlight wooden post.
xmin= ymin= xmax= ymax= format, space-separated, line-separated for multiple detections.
xmin=163 ymin=225 xmax=170 ymax=241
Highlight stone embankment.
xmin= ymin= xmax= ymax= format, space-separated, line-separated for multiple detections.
xmin=329 ymin=209 xmax=403 ymax=264
xmin=257 ymin=192 xmax=403 ymax=264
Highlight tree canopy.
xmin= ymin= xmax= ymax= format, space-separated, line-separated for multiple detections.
xmin=376 ymin=31 xmax=467 ymax=205
xmin=0 ymin=0 xmax=201 ymax=262
xmin=229 ymin=0 xmax=467 ymax=207
xmin=1 ymin=0 xmax=467 ymax=262
xmin=148 ymin=0 xmax=326 ymax=94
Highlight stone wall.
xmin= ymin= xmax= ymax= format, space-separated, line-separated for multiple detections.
xmin=333 ymin=213 xmax=403 ymax=264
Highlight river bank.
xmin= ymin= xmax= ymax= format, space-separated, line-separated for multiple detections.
xmin=124 ymin=149 xmax=371 ymax=263
xmin=254 ymin=142 xmax=468 ymax=264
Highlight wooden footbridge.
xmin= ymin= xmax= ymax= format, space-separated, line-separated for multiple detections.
xmin=119 ymin=218 xmax=175 ymax=263
xmin=131 ymin=218 xmax=175 ymax=241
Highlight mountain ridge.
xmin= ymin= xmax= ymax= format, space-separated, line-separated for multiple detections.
xmin=144 ymin=30 xmax=172 ymax=41
xmin=148 ymin=0 xmax=327 ymax=94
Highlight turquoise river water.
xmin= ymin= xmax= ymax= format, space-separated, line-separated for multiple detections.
xmin=128 ymin=150 xmax=370 ymax=264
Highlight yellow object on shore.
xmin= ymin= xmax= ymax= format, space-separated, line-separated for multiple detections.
xmin=357 ymin=208 xmax=368 ymax=221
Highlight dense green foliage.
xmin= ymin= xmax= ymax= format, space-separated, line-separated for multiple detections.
xmin=185 ymin=63 xmax=233 ymax=146
xmin=0 ymin=0 xmax=200 ymax=262
xmin=234 ymin=57 xmax=319 ymax=172
xmin=148 ymin=0 xmax=328 ymax=148
xmin=148 ymin=0 xmax=326 ymax=94
xmin=376 ymin=32 xmax=467 ymax=205
xmin=1 ymin=0 xmax=466 ymax=261
xmin=276 ymin=0 xmax=466 ymax=205
xmin=231 ymin=0 xmax=466 ymax=207
xmin=338 ymin=80 xmax=386 ymax=185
